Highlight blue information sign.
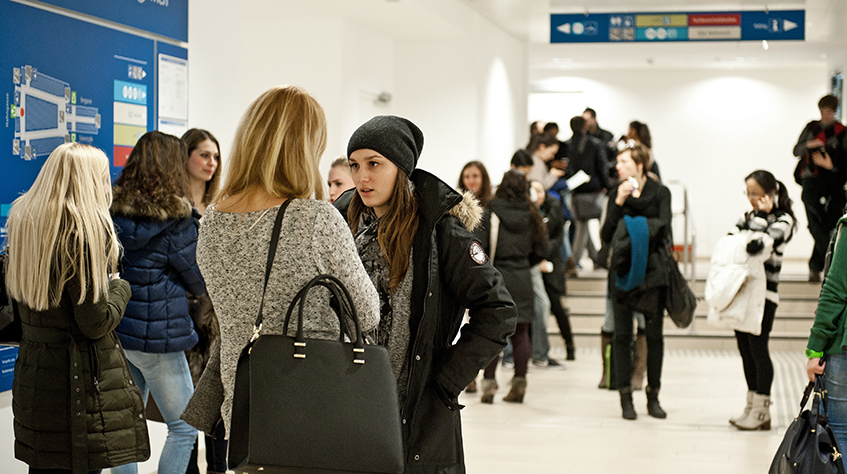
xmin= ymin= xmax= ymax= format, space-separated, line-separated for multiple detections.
xmin=36 ymin=0 xmax=187 ymax=42
xmin=551 ymin=10 xmax=804 ymax=43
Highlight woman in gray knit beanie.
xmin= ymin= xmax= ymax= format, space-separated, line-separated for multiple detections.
xmin=334 ymin=115 xmax=518 ymax=473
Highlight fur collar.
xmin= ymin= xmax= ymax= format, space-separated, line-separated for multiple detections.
xmin=449 ymin=191 xmax=483 ymax=232
xmin=110 ymin=185 xmax=193 ymax=221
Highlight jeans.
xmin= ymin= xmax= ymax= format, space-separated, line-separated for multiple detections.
xmin=530 ymin=265 xmax=551 ymax=361
xmin=572 ymin=218 xmax=599 ymax=265
xmin=826 ymin=352 xmax=847 ymax=453
xmin=602 ymin=296 xmax=645 ymax=333
xmin=110 ymin=350 xmax=197 ymax=474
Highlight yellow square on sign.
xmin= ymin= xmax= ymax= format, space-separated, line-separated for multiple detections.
xmin=636 ymin=14 xmax=687 ymax=27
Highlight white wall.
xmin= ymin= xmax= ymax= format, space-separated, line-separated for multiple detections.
xmin=530 ymin=66 xmax=829 ymax=259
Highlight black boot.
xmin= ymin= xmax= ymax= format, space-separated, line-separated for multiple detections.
xmin=620 ymin=387 xmax=637 ymax=420
xmin=646 ymin=386 xmax=667 ymax=419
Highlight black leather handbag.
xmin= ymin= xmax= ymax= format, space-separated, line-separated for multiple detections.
xmin=770 ymin=372 xmax=846 ymax=474
xmin=228 ymin=202 xmax=404 ymax=474
xmin=663 ymin=247 xmax=695 ymax=329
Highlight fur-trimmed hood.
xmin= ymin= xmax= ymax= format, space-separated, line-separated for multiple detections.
xmin=450 ymin=191 xmax=483 ymax=232
xmin=110 ymin=185 xmax=193 ymax=221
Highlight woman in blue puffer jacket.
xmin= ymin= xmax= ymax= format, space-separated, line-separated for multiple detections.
xmin=110 ymin=131 xmax=206 ymax=474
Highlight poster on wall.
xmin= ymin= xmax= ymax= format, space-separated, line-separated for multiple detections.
xmin=0 ymin=0 xmax=187 ymax=392
xmin=1 ymin=0 xmax=187 ymax=240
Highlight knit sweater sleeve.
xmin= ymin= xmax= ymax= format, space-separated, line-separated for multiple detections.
xmin=808 ymin=223 xmax=847 ymax=352
xmin=311 ymin=202 xmax=380 ymax=335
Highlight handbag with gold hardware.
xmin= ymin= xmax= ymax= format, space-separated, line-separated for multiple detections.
xmin=227 ymin=202 xmax=403 ymax=473
xmin=769 ymin=369 xmax=845 ymax=474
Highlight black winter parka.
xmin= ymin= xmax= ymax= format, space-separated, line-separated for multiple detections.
xmin=335 ymin=169 xmax=517 ymax=474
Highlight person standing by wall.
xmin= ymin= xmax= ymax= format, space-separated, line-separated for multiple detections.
xmin=6 ymin=143 xmax=150 ymax=474
xmin=793 ymin=94 xmax=847 ymax=282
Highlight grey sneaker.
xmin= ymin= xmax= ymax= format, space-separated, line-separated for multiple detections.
xmin=531 ymin=358 xmax=566 ymax=371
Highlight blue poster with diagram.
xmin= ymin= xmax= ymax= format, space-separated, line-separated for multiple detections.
xmin=0 ymin=0 xmax=187 ymax=392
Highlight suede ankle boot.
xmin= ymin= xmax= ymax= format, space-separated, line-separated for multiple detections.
xmin=503 ymin=377 xmax=527 ymax=403
xmin=599 ymin=331 xmax=613 ymax=389
xmin=630 ymin=332 xmax=647 ymax=391
xmin=480 ymin=378 xmax=498 ymax=404
xmin=620 ymin=387 xmax=637 ymax=420
xmin=645 ymin=386 xmax=667 ymax=419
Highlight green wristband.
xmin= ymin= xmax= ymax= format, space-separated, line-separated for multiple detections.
xmin=806 ymin=348 xmax=825 ymax=359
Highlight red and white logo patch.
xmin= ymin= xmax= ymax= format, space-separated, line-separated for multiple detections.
xmin=469 ymin=241 xmax=487 ymax=265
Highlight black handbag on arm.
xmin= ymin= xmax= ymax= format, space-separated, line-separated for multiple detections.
xmin=228 ymin=201 xmax=404 ymax=474
xmin=770 ymin=370 xmax=846 ymax=474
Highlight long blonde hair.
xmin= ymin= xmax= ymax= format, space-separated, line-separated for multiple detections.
xmin=216 ymin=85 xmax=327 ymax=202
xmin=5 ymin=143 xmax=121 ymax=310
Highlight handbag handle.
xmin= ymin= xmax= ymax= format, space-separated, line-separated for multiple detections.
xmin=282 ymin=274 xmax=367 ymax=362
xmin=250 ymin=200 xmax=292 ymax=341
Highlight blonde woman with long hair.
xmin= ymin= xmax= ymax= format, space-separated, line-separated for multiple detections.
xmin=183 ymin=85 xmax=379 ymax=440
xmin=5 ymin=143 xmax=149 ymax=474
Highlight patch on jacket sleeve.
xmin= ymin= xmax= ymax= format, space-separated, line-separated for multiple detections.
xmin=469 ymin=241 xmax=487 ymax=265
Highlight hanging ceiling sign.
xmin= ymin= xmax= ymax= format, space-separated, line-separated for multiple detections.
xmin=551 ymin=10 xmax=804 ymax=43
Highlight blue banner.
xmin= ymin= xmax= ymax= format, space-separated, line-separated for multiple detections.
xmin=36 ymin=0 xmax=187 ymax=42
xmin=551 ymin=10 xmax=804 ymax=43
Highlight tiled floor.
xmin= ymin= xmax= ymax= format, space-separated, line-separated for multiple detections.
xmin=136 ymin=346 xmax=806 ymax=474
xmin=458 ymin=346 xmax=806 ymax=474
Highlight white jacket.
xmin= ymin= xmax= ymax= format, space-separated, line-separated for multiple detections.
xmin=705 ymin=230 xmax=774 ymax=335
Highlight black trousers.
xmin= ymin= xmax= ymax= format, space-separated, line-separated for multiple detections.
xmin=801 ymin=178 xmax=845 ymax=272
xmin=543 ymin=278 xmax=573 ymax=348
xmin=612 ymin=296 xmax=664 ymax=390
xmin=735 ymin=300 xmax=777 ymax=396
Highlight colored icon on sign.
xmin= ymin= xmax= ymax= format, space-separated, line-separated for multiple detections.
xmin=71 ymin=91 xmax=77 ymax=104
xmin=10 ymin=105 xmax=16 ymax=118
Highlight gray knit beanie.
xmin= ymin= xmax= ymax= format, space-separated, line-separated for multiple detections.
xmin=347 ymin=115 xmax=424 ymax=176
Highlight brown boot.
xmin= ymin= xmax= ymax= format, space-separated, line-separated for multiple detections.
xmin=465 ymin=378 xmax=477 ymax=393
xmin=598 ymin=331 xmax=613 ymax=389
xmin=502 ymin=377 xmax=527 ymax=403
xmin=630 ymin=332 xmax=647 ymax=391
xmin=480 ymin=378 xmax=498 ymax=404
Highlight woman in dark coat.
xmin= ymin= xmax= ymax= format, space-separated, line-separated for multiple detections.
xmin=5 ymin=143 xmax=149 ymax=473
xmin=110 ymin=131 xmax=206 ymax=474
xmin=336 ymin=115 xmax=517 ymax=474
xmin=476 ymin=170 xmax=547 ymax=404
xmin=601 ymin=142 xmax=672 ymax=421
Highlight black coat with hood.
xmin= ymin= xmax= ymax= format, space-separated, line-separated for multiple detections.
xmin=335 ymin=169 xmax=517 ymax=474
xmin=475 ymin=197 xmax=547 ymax=324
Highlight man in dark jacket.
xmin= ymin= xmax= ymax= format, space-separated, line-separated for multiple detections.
xmin=584 ymin=107 xmax=617 ymax=177
xmin=565 ymin=115 xmax=611 ymax=271
xmin=793 ymin=94 xmax=847 ymax=281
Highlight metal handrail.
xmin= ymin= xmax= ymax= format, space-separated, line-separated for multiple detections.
xmin=666 ymin=179 xmax=696 ymax=284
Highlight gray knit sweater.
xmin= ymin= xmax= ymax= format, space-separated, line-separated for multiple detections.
xmin=196 ymin=199 xmax=380 ymax=437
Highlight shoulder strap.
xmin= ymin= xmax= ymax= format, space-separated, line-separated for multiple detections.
xmin=253 ymin=200 xmax=293 ymax=332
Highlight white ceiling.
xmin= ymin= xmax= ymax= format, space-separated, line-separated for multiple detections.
xmin=460 ymin=0 xmax=847 ymax=71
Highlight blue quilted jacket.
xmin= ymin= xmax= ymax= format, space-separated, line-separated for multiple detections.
xmin=111 ymin=187 xmax=205 ymax=353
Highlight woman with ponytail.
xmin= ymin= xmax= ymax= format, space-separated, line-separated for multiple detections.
xmin=729 ymin=170 xmax=796 ymax=431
